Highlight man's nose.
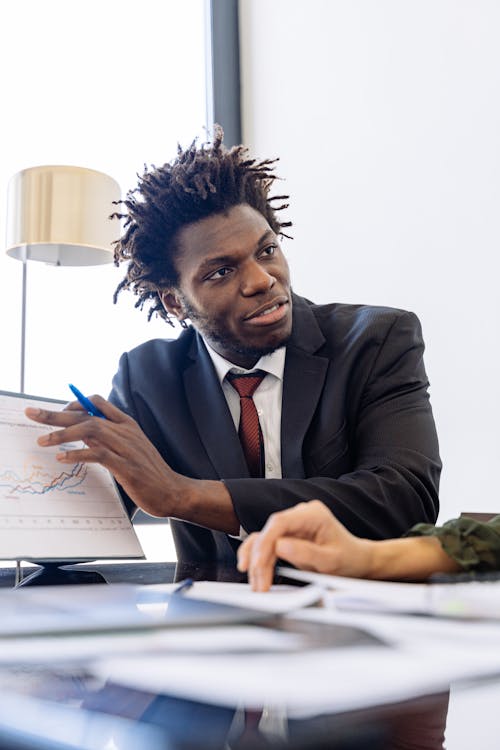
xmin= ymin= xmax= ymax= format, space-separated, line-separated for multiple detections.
xmin=240 ymin=261 xmax=276 ymax=295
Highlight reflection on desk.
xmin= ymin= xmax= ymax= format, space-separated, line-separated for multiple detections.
xmin=0 ymin=666 xmax=447 ymax=750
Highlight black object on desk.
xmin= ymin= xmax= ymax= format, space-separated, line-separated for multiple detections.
xmin=429 ymin=569 xmax=500 ymax=584
xmin=15 ymin=561 xmax=106 ymax=588
xmin=0 ymin=562 xmax=178 ymax=589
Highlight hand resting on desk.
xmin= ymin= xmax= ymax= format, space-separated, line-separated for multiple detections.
xmin=237 ymin=500 xmax=461 ymax=591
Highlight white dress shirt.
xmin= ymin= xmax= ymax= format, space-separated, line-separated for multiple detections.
xmin=203 ymin=339 xmax=286 ymax=536
xmin=203 ymin=340 xmax=290 ymax=738
xmin=203 ymin=340 xmax=285 ymax=479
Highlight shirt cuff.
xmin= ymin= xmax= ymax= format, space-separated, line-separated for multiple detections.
xmin=228 ymin=526 xmax=248 ymax=541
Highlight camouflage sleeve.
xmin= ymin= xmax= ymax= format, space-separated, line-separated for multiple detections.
xmin=405 ymin=516 xmax=500 ymax=571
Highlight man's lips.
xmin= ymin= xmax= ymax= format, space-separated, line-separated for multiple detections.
xmin=244 ymin=297 xmax=290 ymax=326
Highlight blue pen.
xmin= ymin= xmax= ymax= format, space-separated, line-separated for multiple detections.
xmin=68 ymin=384 xmax=106 ymax=419
xmin=172 ymin=578 xmax=194 ymax=595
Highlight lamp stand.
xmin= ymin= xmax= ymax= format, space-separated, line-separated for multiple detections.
xmin=17 ymin=261 xmax=27 ymax=586
xmin=20 ymin=259 xmax=27 ymax=393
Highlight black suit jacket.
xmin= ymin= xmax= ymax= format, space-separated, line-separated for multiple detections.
xmin=109 ymin=294 xmax=441 ymax=564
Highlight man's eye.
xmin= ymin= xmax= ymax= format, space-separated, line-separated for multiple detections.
xmin=261 ymin=244 xmax=276 ymax=257
xmin=207 ymin=267 xmax=232 ymax=280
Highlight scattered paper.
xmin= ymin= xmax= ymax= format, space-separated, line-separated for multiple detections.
xmin=144 ymin=581 xmax=325 ymax=614
xmin=278 ymin=566 xmax=500 ymax=620
xmin=91 ymin=605 xmax=500 ymax=718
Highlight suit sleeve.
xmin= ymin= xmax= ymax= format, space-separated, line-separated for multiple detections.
xmin=224 ymin=311 xmax=441 ymax=540
xmin=107 ymin=352 xmax=146 ymax=520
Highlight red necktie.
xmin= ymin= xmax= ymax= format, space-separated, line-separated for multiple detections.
xmin=227 ymin=371 xmax=266 ymax=743
xmin=227 ymin=371 xmax=265 ymax=478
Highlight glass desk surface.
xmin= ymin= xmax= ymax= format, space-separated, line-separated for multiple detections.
xmin=0 ymin=560 xmax=496 ymax=750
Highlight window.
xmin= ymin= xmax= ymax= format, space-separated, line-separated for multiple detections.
xmin=0 ymin=0 xmax=208 ymax=398
xmin=0 ymin=0 xmax=213 ymax=563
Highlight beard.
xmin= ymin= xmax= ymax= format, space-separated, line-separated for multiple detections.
xmin=179 ymin=296 xmax=292 ymax=364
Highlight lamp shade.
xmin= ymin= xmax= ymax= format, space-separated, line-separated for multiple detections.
xmin=5 ymin=165 xmax=121 ymax=266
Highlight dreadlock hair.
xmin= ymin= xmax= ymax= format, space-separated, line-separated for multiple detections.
xmin=111 ymin=125 xmax=292 ymax=326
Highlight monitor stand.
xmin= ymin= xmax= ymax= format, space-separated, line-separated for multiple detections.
xmin=15 ymin=561 xmax=107 ymax=587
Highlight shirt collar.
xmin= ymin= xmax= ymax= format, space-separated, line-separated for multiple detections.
xmin=202 ymin=337 xmax=286 ymax=386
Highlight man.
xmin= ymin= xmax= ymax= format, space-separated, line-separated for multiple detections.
xmin=238 ymin=500 xmax=500 ymax=590
xmin=26 ymin=127 xmax=441 ymax=565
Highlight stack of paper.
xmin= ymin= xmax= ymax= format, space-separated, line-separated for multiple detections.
xmin=278 ymin=566 xmax=500 ymax=620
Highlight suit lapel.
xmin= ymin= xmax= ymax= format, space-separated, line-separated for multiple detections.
xmin=183 ymin=334 xmax=249 ymax=479
xmin=183 ymin=295 xmax=329 ymax=481
xmin=281 ymin=295 xmax=329 ymax=478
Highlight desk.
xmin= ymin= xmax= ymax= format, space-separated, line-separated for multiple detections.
xmin=0 ymin=561 xmax=497 ymax=750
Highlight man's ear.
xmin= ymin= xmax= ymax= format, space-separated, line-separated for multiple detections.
xmin=159 ymin=290 xmax=186 ymax=321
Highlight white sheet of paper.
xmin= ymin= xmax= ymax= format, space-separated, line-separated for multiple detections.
xmin=0 ymin=579 xmax=313 ymax=638
xmin=0 ymin=583 xmax=153 ymax=637
xmin=0 ymin=392 xmax=143 ymax=560
xmin=0 ymin=624 xmax=304 ymax=666
xmin=292 ymin=606 xmax=500 ymax=657
xmin=278 ymin=566 xmax=431 ymax=612
xmin=278 ymin=565 xmax=500 ymax=619
xmin=91 ymin=606 xmax=500 ymax=718
xmin=146 ymin=581 xmax=325 ymax=614
xmin=91 ymin=643 xmax=499 ymax=719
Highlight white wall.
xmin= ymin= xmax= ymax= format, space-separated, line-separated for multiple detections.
xmin=239 ymin=0 xmax=500 ymax=524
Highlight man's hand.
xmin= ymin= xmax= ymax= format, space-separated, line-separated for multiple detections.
xmin=237 ymin=500 xmax=374 ymax=591
xmin=25 ymin=396 xmax=239 ymax=532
